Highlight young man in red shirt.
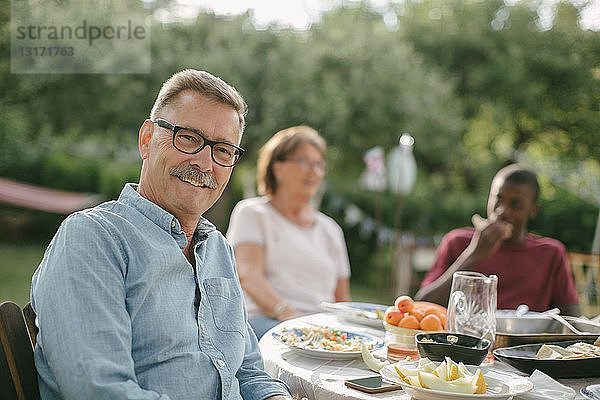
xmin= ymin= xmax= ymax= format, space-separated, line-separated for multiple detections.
xmin=415 ymin=164 xmax=580 ymax=316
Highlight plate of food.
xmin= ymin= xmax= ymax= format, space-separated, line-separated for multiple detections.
xmin=581 ymin=384 xmax=600 ymax=400
xmin=493 ymin=338 xmax=600 ymax=378
xmin=379 ymin=358 xmax=533 ymax=400
xmin=320 ymin=301 xmax=386 ymax=328
xmin=272 ymin=325 xmax=384 ymax=360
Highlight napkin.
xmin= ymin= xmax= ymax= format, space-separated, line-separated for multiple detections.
xmin=515 ymin=369 xmax=576 ymax=400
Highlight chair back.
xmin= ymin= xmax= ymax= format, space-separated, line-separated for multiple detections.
xmin=569 ymin=252 xmax=600 ymax=318
xmin=0 ymin=301 xmax=40 ymax=400
xmin=22 ymin=303 xmax=38 ymax=349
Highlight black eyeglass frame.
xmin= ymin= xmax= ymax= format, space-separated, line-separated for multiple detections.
xmin=153 ymin=118 xmax=245 ymax=167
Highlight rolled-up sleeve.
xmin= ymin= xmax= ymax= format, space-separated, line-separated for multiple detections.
xmin=236 ymin=323 xmax=290 ymax=400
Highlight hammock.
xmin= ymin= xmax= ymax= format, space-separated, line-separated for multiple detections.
xmin=0 ymin=177 xmax=103 ymax=214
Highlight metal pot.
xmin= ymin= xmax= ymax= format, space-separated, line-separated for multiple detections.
xmin=495 ymin=312 xmax=600 ymax=349
xmin=496 ymin=309 xmax=561 ymax=334
xmin=497 ymin=309 xmax=600 ymax=335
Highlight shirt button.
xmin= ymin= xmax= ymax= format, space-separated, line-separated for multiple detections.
xmin=217 ymin=359 xmax=225 ymax=367
xmin=200 ymin=323 xmax=206 ymax=332
xmin=171 ymin=220 xmax=176 ymax=228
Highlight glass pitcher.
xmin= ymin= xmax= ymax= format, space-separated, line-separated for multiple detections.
xmin=447 ymin=271 xmax=498 ymax=356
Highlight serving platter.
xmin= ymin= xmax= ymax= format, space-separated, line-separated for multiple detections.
xmin=380 ymin=360 xmax=533 ymax=400
xmin=495 ymin=332 xmax=600 ymax=349
xmin=495 ymin=315 xmax=600 ymax=348
xmin=272 ymin=325 xmax=384 ymax=360
xmin=320 ymin=301 xmax=386 ymax=328
xmin=493 ymin=339 xmax=600 ymax=378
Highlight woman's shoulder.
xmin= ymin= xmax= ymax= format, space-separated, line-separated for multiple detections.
xmin=315 ymin=211 xmax=344 ymax=232
xmin=232 ymin=196 xmax=270 ymax=212
xmin=230 ymin=197 xmax=276 ymax=222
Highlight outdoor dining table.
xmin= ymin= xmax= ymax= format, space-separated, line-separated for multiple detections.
xmin=258 ymin=312 xmax=598 ymax=400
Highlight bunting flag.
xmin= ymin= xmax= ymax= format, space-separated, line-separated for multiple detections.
xmin=326 ymin=187 xmax=396 ymax=243
xmin=329 ymin=135 xmax=419 ymax=243
xmin=359 ymin=146 xmax=387 ymax=192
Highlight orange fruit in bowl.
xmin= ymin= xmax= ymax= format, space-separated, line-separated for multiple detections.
xmin=419 ymin=314 xmax=443 ymax=331
xmin=397 ymin=314 xmax=420 ymax=330
xmin=413 ymin=301 xmax=447 ymax=315
xmin=423 ymin=305 xmax=446 ymax=319
xmin=409 ymin=308 xmax=426 ymax=322
xmin=384 ymin=307 xmax=404 ymax=326
xmin=439 ymin=313 xmax=448 ymax=329
xmin=394 ymin=295 xmax=414 ymax=313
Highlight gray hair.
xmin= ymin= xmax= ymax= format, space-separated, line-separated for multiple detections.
xmin=150 ymin=69 xmax=248 ymax=135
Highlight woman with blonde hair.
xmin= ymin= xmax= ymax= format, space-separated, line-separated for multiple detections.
xmin=226 ymin=126 xmax=351 ymax=338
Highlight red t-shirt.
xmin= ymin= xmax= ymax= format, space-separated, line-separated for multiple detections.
xmin=420 ymin=228 xmax=579 ymax=311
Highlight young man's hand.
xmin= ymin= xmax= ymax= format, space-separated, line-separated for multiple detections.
xmin=470 ymin=214 xmax=512 ymax=259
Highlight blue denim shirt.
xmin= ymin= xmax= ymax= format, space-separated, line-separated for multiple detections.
xmin=31 ymin=183 xmax=289 ymax=400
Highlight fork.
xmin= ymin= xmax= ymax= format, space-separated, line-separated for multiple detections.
xmin=296 ymin=331 xmax=324 ymax=349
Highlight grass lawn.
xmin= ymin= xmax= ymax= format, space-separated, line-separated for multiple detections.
xmin=0 ymin=241 xmax=393 ymax=309
xmin=0 ymin=242 xmax=47 ymax=307
xmin=350 ymin=281 xmax=394 ymax=305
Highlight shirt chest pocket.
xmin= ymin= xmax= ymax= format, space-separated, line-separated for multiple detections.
xmin=203 ymin=277 xmax=245 ymax=335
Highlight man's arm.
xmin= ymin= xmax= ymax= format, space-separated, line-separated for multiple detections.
xmin=415 ymin=219 xmax=512 ymax=305
xmin=31 ymin=214 xmax=169 ymax=399
xmin=551 ymin=245 xmax=582 ymax=317
xmin=560 ymin=303 xmax=581 ymax=317
xmin=414 ymin=240 xmax=484 ymax=305
xmin=236 ymin=320 xmax=292 ymax=399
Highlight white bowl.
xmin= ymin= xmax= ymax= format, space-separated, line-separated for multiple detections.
xmin=383 ymin=322 xmax=422 ymax=349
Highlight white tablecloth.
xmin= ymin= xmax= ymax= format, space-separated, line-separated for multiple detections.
xmin=258 ymin=313 xmax=598 ymax=400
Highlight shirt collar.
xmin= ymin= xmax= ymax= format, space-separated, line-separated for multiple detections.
xmin=118 ymin=183 xmax=216 ymax=240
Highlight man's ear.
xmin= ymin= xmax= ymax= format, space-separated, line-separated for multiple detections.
xmin=529 ymin=202 xmax=540 ymax=219
xmin=139 ymin=119 xmax=154 ymax=160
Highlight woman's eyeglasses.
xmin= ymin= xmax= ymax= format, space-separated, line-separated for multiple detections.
xmin=285 ymin=157 xmax=327 ymax=173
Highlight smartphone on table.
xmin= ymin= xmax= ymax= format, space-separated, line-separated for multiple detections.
xmin=344 ymin=375 xmax=403 ymax=394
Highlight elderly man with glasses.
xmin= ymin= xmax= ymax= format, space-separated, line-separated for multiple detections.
xmin=31 ymin=69 xmax=292 ymax=400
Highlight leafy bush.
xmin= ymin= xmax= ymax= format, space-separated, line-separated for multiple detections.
xmin=98 ymin=161 xmax=141 ymax=200
xmin=40 ymin=151 xmax=100 ymax=193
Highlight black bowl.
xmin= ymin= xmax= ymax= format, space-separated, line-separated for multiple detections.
xmin=415 ymin=332 xmax=490 ymax=365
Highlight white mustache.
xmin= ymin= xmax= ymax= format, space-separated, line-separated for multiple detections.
xmin=169 ymin=166 xmax=218 ymax=189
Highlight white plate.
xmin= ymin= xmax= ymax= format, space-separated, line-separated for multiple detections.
xmin=581 ymin=384 xmax=600 ymax=399
xmin=380 ymin=361 xmax=533 ymax=400
xmin=320 ymin=301 xmax=386 ymax=329
xmin=272 ymin=326 xmax=384 ymax=360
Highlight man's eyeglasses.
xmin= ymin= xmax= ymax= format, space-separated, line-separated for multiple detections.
xmin=153 ymin=119 xmax=245 ymax=167
xmin=286 ymin=157 xmax=328 ymax=173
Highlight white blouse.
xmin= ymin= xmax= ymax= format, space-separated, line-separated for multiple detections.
xmin=226 ymin=196 xmax=351 ymax=317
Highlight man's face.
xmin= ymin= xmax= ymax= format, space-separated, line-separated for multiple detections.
xmin=138 ymin=91 xmax=241 ymax=219
xmin=486 ymin=178 xmax=539 ymax=238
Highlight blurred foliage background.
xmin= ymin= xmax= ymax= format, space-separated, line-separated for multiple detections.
xmin=1 ymin=0 xmax=599 ymax=303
